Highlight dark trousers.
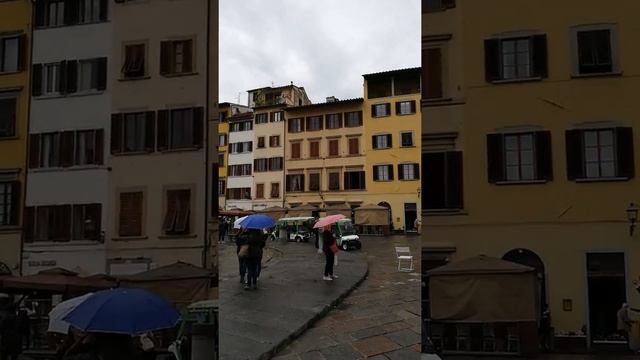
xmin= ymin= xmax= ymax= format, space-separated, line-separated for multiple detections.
xmin=324 ymin=251 xmax=334 ymax=276
xmin=257 ymin=255 xmax=263 ymax=278
xmin=246 ymin=257 xmax=260 ymax=286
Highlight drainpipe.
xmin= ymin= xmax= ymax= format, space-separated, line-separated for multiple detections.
xmin=282 ymin=111 xmax=286 ymax=210
xmin=202 ymin=0 xmax=212 ymax=269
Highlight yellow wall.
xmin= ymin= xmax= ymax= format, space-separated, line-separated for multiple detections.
xmin=0 ymin=0 xmax=31 ymax=274
xmin=217 ymin=105 xmax=230 ymax=210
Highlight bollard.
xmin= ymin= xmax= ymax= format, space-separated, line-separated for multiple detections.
xmin=190 ymin=323 xmax=217 ymax=360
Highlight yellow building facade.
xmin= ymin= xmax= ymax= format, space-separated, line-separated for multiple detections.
xmin=363 ymin=69 xmax=422 ymax=232
xmin=422 ymin=0 xmax=640 ymax=350
xmin=0 ymin=0 xmax=31 ymax=275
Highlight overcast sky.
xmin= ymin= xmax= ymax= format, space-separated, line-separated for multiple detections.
xmin=219 ymin=0 xmax=420 ymax=105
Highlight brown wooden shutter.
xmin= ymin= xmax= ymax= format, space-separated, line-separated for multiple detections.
xmin=349 ymin=138 xmax=359 ymax=155
xmin=565 ymin=130 xmax=583 ymax=181
xmin=96 ymin=58 xmax=107 ymax=90
xmin=532 ymin=35 xmax=548 ymax=78
xmin=192 ymin=107 xmax=204 ymax=148
xmin=410 ymin=100 xmax=417 ymax=113
xmin=32 ymin=64 xmax=42 ymax=96
xmin=23 ymin=206 xmax=34 ymax=242
xmin=414 ymin=164 xmax=420 ymax=180
xmin=389 ymin=165 xmax=394 ymax=180
xmin=292 ymin=143 xmax=300 ymax=159
xmin=446 ymin=151 xmax=463 ymax=209
xmin=398 ymin=164 xmax=405 ymax=180
xmin=29 ymin=133 xmax=41 ymax=168
xmin=86 ymin=204 xmax=102 ymax=241
xmin=319 ymin=115 xmax=324 ymax=130
xmin=174 ymin=190 xmax=190 ymax=233
xmin=535 ymin=131 xmax=553 ymax=181
xmin=157 ymin=110 xmax=169 ymax=151
xmin=35 ymin=1 xmax=46 ymax=27
xmin=305 ymin=117 xmax=311 ymax=131
xmin=616 ymin=127 xmax=635 ymax=179
xmin=387 ymin=134 xmax=393 ymax=148
xmin=256 ymin=184 xmax=264 ymax=199
xmin=110 ymin=113 xmax=123 ymax=154
xmin=17 ymin=34 xmax=27 ymax=72
xmin=95 ymin=129 xmax=104 ymax=165
xmin=385 ymin=104 xmax=391 ymax=116
xmin=486 ymin=134 xmax=504 ymax=183
xmin=484 ymin=39 xmax=501 ymax=82
xmin=163 ymin=191 xmax=178 ymax=232
xmin=59 ymin=60 xmax=68 ymax=94
xmin=57 ymin=204 xmax=72 ymax=241
xmin=9 ymin=181 xmax=20 ymax=226
xmin=287 ymin=119 xmax=293 ymax=132
xmin=99 ymin=0 xmax=108 ymax=21
xmin=395 ymin=102 xmax=401 ymax=115
xmin=424 ymin=48 xmax=443 ymax=99
xmin=357 ymin=111 xmax=363 ymax=126
xmin=60 ymin=131 xmax=75 ymax=167
xmin=373 ymin=166 xmax=379 ymax=181
xmin=63 ymin=0 xmax=79 ymax=25
xmin=160 ymin=41 xmax=171 ymax=75
xmin=65 ymin=60 xmax=78 ymax=93
xmin=371 ymin=135 xmax=378 ymax=149
xmin=310 ymin=141 xmax=319 ymax=157
xmin=144 ymin=111 xmax=155 ymax=152
xmin=183 ymin=40 xmax=193 ymax=73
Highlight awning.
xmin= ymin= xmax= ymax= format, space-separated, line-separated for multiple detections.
xmin=258 ymin=206 xmax=287 ymax=219
xmin=354 ymin=204 xmax=390 ymax=226
xmin=325 ymin=204 xmax=352 ymax=217
xmin=0 ymin=268 xmax=116 ymax=295
xmin=288 ymin=204 xmax=318 ymax=217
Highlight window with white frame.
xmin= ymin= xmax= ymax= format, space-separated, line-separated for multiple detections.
xmin=41 ymin=132 xmax=60 ymax=167
xmin=47 ymin=1 xmax=65 ymax=27
xmin=583 ymin=129 xmax=616 ymax=178
xmin=504 ymin=133 xmax=535 ymax=181
xmin=373 ymin=103 xmax=390 ymax=117
xmin=576 ymin=28 xmax=614 ymax=74
xmin=400 ymin=163 xmax=419 ymax=180
xmin=374 ymin=165 xmax=393 ymax=181
xmin=501 ymin=38 xmax=531 ymax=80
xmin=79 ymin=0 xmax=101 ymax=24
xmin=43 ymin=63 xmax=61 ymax=95
xmin=0 ymin=36 xmax=19 ymax=73
xmin=397 ymin=101 xmax=414 ymax=115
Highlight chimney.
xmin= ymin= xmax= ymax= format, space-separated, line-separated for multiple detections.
xmin=326 ymin=96 xmax=338 ymax=103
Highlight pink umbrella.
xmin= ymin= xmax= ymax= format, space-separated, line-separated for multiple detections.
xmin=313 ymin=214 xmax=346 ymax=229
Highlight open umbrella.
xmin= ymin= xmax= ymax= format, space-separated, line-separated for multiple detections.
xmin=63 ymin=288 xmax=180 ymax=335
xmin=313 ymin=214 xmax=346 ymax=229
xmin=233 ymin=216 xmax=248 ymax=229
xmin=239 ymin=214 xmax=276 ymax=229
xmin=48 ymin=292 xmax=94 ymax=334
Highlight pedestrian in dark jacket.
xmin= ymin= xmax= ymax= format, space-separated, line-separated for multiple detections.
xmin=0 ymin=304 xmax=21 ymax=360
xmin=244 ymin=229 xmax=265 ymax=290
xmin=318 ymin=227 xmax=338 ymax=281
xmin=219 ymin=218 xmax=227 ymax=242
xmin=236 ymin=229 xmax=248 ymax=284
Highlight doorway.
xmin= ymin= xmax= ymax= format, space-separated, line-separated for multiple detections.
xmin=404 ymin=203 xmax=417 ymax=233
xmin=586 ymin=252 xmax=626 ymax=344
xmin=378 ymin=202 xmax=392 ymax=229
xmin=503 ymin=249 xmax=547 ymax=317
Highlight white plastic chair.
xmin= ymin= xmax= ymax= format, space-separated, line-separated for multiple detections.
xmin=395 ymin=246 xmax=414 ymax=272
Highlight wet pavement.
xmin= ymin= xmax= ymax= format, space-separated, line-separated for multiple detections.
xmin=273 ymin=234 xmax=422 ymax=359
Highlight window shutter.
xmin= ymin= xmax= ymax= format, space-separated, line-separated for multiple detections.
xmin=86 ymin=204 xmax=102 ymax=241
xmin=616 ymin=127 xmax=635 ymax=179
xmin=371 ymin=135 xmax=377 ymax=149
xmin=35 ymin=1 xmax=46 ymax=27
xmin=29 ymin=134 xmax=40 ymax=168
xmin=398 ymin=164 xmax=405 ymax=180
xmin=414 ymin=164 xmax=420 ymax=180
xmin=248 ymin=142 xmax=253 ymax=152
xmin=411 ymin=100 xmax=416 ymax=113
xmin=58 ymin=204 xmax=72 ymax=241
xmin=358 ymin=111 xmax=363 ymax=126
xmin=484 ymin=39 xmax=501 ymax=82
xmin=95 ymin=129 xmax=104 ymax=165
xmin=144 ymin=111 xmax=155 ymax=152
xmin=32 ymin=64 xmax=42 ymax=96
xmin=532 ymin=34 xmax=548 ymax=78
xmin=60 ymin=131 xmax=75 ymax=167
xmin=17 ymin=34 xmax=27 ymax=71
xmin=305 ymin=117 xmax=311 ymax=131
xmin=24 ymin=206 xmax=34 ymax=242
xmin=565 ymin=130 xmax=583 ymax=181
xmin=373 ymin=167 xmax=379 ymax=181
xmin=163 ymin=192 xmax=178 ymax=232
xmin=192 ymin=107 xmax=204 ymax=148
xmin=174 ymin=190 xmax=190 ymax=233
xmin=96 ymin=58 xmax=107 ymax=90
xmin=387 ymin=134 xmax=393 ymax=148
xmin=535 ymin=131 xmax=553 ymax=181
xmin=424 ymin=48 xmax=443 ymax=99
xmin=446 ymin=151 xmax=464 ymax=209
xmin=287 ymin=119 xmax=292 ymax=132
xmin=385 ymin=103 xmax=391 ymax=116
xmin=99 ymin=0 xmax=108 ymax=21
xmin=183 ymin=40 xmax=193 ymax=73
xmin=395 ymin=102 xmax=401 ymax=115
xmin=157 ymin=110 xmax=169 ymax=151
xmin=63 ymin=0 xmax=79 ymax=25
xmin=66 ymin=60 xmax=78 ymax=94
xmin=486 ymin=133 xmax=504 ymax=183
xmin=160 ymin=41 xmax=171 ymax=75
xmin=110 ymin=114 xmax=123 ymax=154
xmin=59 ymin=60 xmax=68 ymax=94
xmin=10 ymin=181 xmax=20 ymax=226
xmin=389 ymin=165 xmax=394 ymax=180
xmin=371 ymin=104 xmax=376 ymax=117
xmin=319 ymin=115 xmax=324 ymax=130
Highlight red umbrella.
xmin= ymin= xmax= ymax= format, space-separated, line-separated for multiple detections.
xmin=313 ymin=214 xmax=346 ymax=229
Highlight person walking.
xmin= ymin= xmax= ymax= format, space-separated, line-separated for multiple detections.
xmin=318 ymin=226 xmax=338 ymax=281
xmin=245 ymin=229 xmax=265 ymax=290
xmin=0 ymin=304 xmax=22 ymax=360
xmin=236 ymin=228 xmax=248 ymax=284
xmin=618 ymin=303 xmax=632 ymax=341
xmin=16 ymin=308 xmax=30 ymax=350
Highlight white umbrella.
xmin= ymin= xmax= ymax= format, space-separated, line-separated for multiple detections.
xmin=47 ymin=292 xmax=93 ymax=334
xmin=233 ymin=216 xmax=248 ymax=229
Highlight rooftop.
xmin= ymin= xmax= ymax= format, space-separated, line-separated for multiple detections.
xmin=227 ymin=112 xmax=254 ymax=121
xmin=284 ymin=98 xmax=363 ymax=112
xmin=247 ymin=83 xmax=305 ymax=93
xmin=362 ymin=67 xmax=421 ymax=79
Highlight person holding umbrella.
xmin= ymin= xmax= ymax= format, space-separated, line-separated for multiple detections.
xmin=237 ymin=214 xmax=276 ymax=290
xmin=314 ymin=215 xmax=345 ymax=281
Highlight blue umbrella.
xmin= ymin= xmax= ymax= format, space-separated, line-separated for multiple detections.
xmin=63 ymin=288 xmax=180 ymax=335
xmin=239 ymin=214 xmax=276 ymax=229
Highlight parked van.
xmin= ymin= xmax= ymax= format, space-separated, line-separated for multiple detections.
xmin=269 ymin=217 xmax=315 ymax=242
xmin=332 ymin=219 xmax=361 ymax=251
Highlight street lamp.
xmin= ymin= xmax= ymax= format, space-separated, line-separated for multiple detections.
xmin=626 ymin=203 xmax=639 ymax=236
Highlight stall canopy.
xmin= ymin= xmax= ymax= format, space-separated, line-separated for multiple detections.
xmin=220 ymin=208 xmax=253 ymax=217
xmin=0 ymin=268 xmax=116 ymax=295
xmin=427 ymin=255 xmax=538 ymax=323
xmin=118 ymin=262 xmax=214 ymax=306
xmin=325 ymin=204 xmax=352 ymax=218
xmin=354 ymin=204 xmax=389 ymax=225
xmin=288 ymin=204 xmax=318 ymax=217
xmin=258 ymin=206 xmax=287 ymax=219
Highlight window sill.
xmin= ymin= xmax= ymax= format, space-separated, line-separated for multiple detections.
xmin=112 ymin=150 xmax=153 ymax=156
xmin=159 ymin=147 xmax=203 ymax=154
xmin=112 ymin=235 xmax=148 ymax=241
xmin=159 ymin=234 xmax=198 ymax=239
xmin=495 ymin=179 xmax=548 ymax=185
xmin=491 ymin=76 xmax=543 ymax=84
xmin=25 ymin=240 xmax=103 ymax=247
xmin=372 ymin=115 xmax=391 ymax=119
xmin=346 ymin=154 xmax=363 ymax=157
xmin=397 ymin=112 xmax=417 ymax=116
xmin=372 ymin=147 xmax=392 ymax=151
xmin=119 ymin=76 xmax=151 ymax=82
xmin=0 ymin=226 xmax=20 ymax=234
xmin=0 ymin=135 xmax=19 ymax=141
xmin=0 ymin=70 xmax=23 ymax=76
xmin=160 ymin=72 xmax=199 ymax=78
xmin=34 ymin=90 xmax=105 ymax=100
xmin=571 ymin=71 xmax=623 ymax=79
xmin=399 ymin=179 xmax=419 ymax=181
xmin=373 ymin=180 xmax=394 ymax=182
xmin=30 ymin=165 xmax=107 ymax=173
xmin=424 ymin=209 xmax=467 ymax=216
xmin=400 ymin=145 xmax=416 ymax=148
xmin=575 ymin=177 xmax=630 ymax=183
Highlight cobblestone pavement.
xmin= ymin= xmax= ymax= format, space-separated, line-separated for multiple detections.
xmin=433 ymin=355 xmax=640 ymax=359
xmin=273 ymin=234 xmax=422 ymax=359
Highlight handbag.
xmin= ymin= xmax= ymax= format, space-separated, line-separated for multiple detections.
xmin=238 ymin=244 xmax=249 ymax=258
xmin=329 ymin=242 xmax=338 ymax=254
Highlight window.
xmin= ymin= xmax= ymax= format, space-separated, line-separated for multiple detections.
xmin=270 ymin=183 xmax=280 ymax=198
xmin=584 ymin=130 xmax=615 ymax=178
xmin=33 ymin=205 xmax=71 ymax=241
xmin=394 ymin=70 xmax=421 ymax=95
xmin=309 ymin=173 xmax=320 ymax=191
xmin=399 ymin=163 xmax=420 ymax=181
xmin=42 ymin=63 xmax=61 ymax=95
xmin=372 ymin=134 xmax=392 ymax=149
xmin=309 ymin=140 xmax=320 ymax=158
xmin=0 ymin=36 xmax=22 ymax=73
xmin=270 ymin=111 xmax=283 ymax=122
xmin=0 ymin=95 xmax=17 ymax=138
xmin=257 ymin=137 xmax=265 ymax=149
xmin=255 ymin=113 xmax=268 ymax=124
xmin=73 ymin=203 xmax=101 ymax=240
xmin=40 ymin=132 xmax=60 ymax=168
xmin=119 ymin=192 xmax=143 ymax=237
xmin=79 ymin=0 xmax=102 ymax=23
xmin=576 ymin=29 xmax=614 ymax=74
xmin=484 ymin=35 xmax=547 ymax=82
xmin=268 ymin=157 xmax=283 ymax=171
xmin=122 ymin=43 xmax=146 ymax=78
xmin=33 ymin=58 xmax=107 ymax=96
xmin=328 ymin=139 xmax=339 ymax=156
xmin=218 ymin=134 xmax=227 ymax=146
xmin=256 ymin=184 xmax=264 ymax=199
xmin=345 ymin=111 xmax=362 ymax=127
xmin=286 ymin=174 xmax=305 ymax=192
xmin=326 ymin=114 xmax=342 ymax=129
xmin=269 ymin=135 xmax=280 ymax=147
xmin=77 ymin=58 xmax=107 ymax=92
xmin=229 ymin=141 xmax=252 ymax=154
xmin=344 ymin=171 xmax=366 ymax=190
xmin=228 ymin=164 xmax=252 ymax=176
xmin=36 ymin=0 xmax=107 ymax=28
xmin=423 ymin=48 xmax=443 ymax=99
xmin=291 ymin=142 xmax=301 ymax=159
xmin=44 ymin=0 xmax=65 ymax=27
xmin=229 ymin=120 xmax=252 ymax=132
xmin=487 ymin=131 xmax=552 ymax=183
xmin=396 ymin=101 xmax=416 ymax=115
xmin=422 ymin=0 xmax=455 ymax=13
xmin=163 ymin=189 xmax=191 ymax=235
xmin=348 ymin=137 xmax=360 ymax=155
xmin=306 ymin=116 xmax=323 ymax=131
xmin=288 ymin=118 xmax=303 ymax=133
xmin=218 ymin=180 xmax=226 ymax=197
xmin=328 ymin=172 xmax=340 ymax=191
xmin=254 ymin=158 xmax=268 ymax=172
xmin=401 ymin=132 xmax=414 ymax=147
xmin=372 ymin=103 xmax=391 ymax=117
xmin=160 ymin=39 xmax=193 ymax=75
xmin=157 ymin=107 xmax=204 ymax=151
xmin=217 ymin=153 xmax=224 ymax=166
xmin=226 ymin=188 xmax=251 ymax=200
xmin=0 ymin=181 xmax=19 ymax=226
xmin=75 ymin=130 xmax=104 ymax=166
xmin=111 ymin=112 xmax=154 ymax=154
xmin=423 ymin=151 xmax=463 ymax=210
xmin=566 ymin=128 xmax=633 ymax=181
xmin=31 ymin=130 xmax=104 ymax=168
xmin=373 ymin=165 xmax=393 ymax=181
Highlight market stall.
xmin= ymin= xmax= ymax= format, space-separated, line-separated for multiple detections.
xmin=258 ymin=206 xmax=288 ymax=220
xmin=354 ymin=204 xmax=390 ymax=235
xmin=287 ymin=204 xmax=319 ymax=217
xmin=325 ymin=203 xmax=352 ymax=218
